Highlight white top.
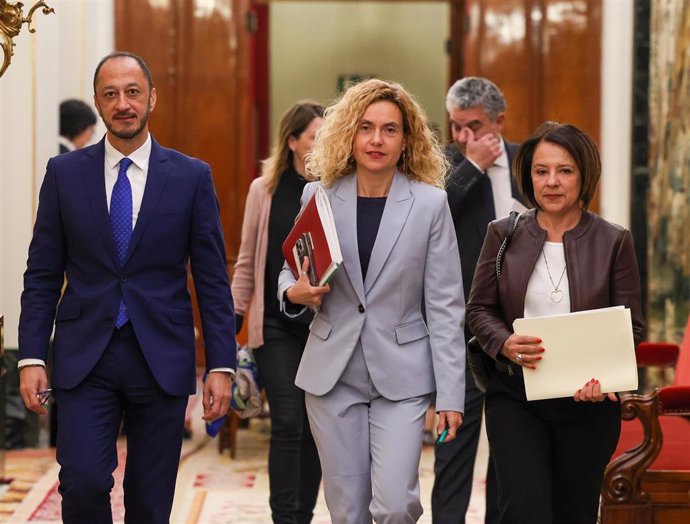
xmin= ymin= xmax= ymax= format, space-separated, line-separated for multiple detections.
xmin=524 ymin=241 xmax=570 ymax=318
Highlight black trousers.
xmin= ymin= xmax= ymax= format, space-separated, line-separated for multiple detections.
xmin=254 ymin=316 xmax=322 ymax=524
xmin=485 ymin=371 xmax=621 ymax=524
xmin=431 ymin=361 xmax=499 ymax=524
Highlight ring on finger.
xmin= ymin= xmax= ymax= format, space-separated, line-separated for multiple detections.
xmin=516 ymin=353 xmax=524 ymax=363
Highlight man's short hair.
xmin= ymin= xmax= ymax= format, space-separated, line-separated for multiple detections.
xmin=60 ymin=99 xmax=97 ymax=139
xmin=93 ymin=51 xmax=154 ymax=93
xmin=445 ymin=77 xmax=506 ymax=121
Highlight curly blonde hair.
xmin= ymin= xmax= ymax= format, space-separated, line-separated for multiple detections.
xmin=306 ymin=79 xmax=448 ymax=188
xmin=261 ymin=101 xmax=324 ymax=194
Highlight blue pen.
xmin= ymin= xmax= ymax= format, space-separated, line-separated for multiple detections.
xmin=436 ymin=428 xmax=449 ymax=445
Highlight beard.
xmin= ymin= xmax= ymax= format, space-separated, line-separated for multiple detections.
xmin=104 ymin=106 xmax=151 ymax=140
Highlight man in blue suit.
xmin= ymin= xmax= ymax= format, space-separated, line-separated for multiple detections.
xmin=18 ymin=52 xmax=236 ymax=523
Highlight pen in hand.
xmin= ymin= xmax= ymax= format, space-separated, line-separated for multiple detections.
xmin=436 ymin=428 xmax=449 ymax=445
xmin=37 ymin=389 xmax=52 ymax=406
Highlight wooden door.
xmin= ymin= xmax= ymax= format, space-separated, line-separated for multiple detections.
xmin=459 ymin=0 xmax=601 ymax=145
xmin=116 ymin=0 xmax=256 ymax=363
xmin=458 ymin=0 xmax=601 ymax=209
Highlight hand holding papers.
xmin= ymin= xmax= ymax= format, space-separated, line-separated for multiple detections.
xmin=282 ymin=186 xmax=342 ymax=287
xmin=513 ymin=306 xmax=638 ymax=401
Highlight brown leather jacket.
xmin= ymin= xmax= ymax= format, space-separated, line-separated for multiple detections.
xmin=466 ymin=208 xmax=645 ymax=363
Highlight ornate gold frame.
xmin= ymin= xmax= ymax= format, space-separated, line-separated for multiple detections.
xmin=0 ymin=0 xmax=54 ymax=78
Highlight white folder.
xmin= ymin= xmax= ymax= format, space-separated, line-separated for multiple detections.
xmin=513 ymin=306 xmax=638 ymax=401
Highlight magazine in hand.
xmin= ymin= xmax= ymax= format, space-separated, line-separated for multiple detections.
xmin=282 ymin=186 xmax=342 ymax=286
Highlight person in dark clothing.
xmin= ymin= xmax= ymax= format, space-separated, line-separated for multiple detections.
xmin=59 ymin=99 xmax=97 ymax=153
xmin=433 ymin=77 xmax=526 ymax=524
xmin=232 ymin=101 xmax=324 ymax=524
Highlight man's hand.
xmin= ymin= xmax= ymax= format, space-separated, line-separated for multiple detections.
xmin=202 ymin=371 xmax=233 ymax=422
xmin=436 ymin=410 xmax=463 ymax=443
xmin=19 ymin=366 xmax=50 ymax=416
xmin=464 ymin=130 xmax=501 ymax=172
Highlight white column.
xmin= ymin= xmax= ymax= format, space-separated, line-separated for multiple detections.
xmin=0 ymin=29 xmax=37 ymax=349
xmin=600 ymin=0 xmax=634 ymax=227
xmin=0 ymin=0 xmax=114 ymax=348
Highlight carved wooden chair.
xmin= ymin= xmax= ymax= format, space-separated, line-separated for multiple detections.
xmin=601 ymin=340 xmax=690 ymax=523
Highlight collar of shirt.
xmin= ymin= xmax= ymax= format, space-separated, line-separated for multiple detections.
xmin=104 ymin=133 xmax=152 ymax=225
xmin=493 ymin=137 xmax=508 ymax=169
xmin=104 ymin=133 xmax=152 ymax=172
xmin=58 ymin=136 xmax=76 ymax=152
xmin=487 ymin=137 xmax=513 ymax=218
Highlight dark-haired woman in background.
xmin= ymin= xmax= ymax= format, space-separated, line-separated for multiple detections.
xmin=467 ymin=122 xmax=644 ymax=523
xmin=232 ymin=101 xmax=324 ymax=524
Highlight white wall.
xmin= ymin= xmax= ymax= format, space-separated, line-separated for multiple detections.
xmin=270 ymin=1 xmax=450 ymax=140
xmin=0 ymin=0 xmax=114 ymax=348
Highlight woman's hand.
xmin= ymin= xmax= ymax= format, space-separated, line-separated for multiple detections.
xmin=285 ymin=257 xmax=330 ymax=308
xmin=574 ymin=379 xmax=618 ymax=402
xmin=436 ymin=411 xmax=463 ymax=443
xmin=500 ymin=333 xmax=543 ymax=369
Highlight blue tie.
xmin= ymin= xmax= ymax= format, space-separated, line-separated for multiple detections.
xmin=111 ymin=157 xmax=133 ymax=328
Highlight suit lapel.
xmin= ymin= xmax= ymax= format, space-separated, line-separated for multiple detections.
xmin=125 ymin=139 xmax=169 ymax=264
xmin=332 ymin=175 xmax=366 ymax=305
xmin=83 ymin=139 xmax=120 ymax=268
xmin=364 ymin=171 xmax=413 ymax=294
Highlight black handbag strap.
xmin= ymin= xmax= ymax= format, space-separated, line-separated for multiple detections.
xmin=495 ymin=211 xmax=520 ymax=280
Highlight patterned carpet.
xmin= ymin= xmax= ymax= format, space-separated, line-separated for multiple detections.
xmin=0 ymin=407 xmax=488 ymax=523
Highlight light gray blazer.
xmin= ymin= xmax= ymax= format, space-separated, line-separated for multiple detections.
xmin=278 ymin=172 xmax=466 ymax=412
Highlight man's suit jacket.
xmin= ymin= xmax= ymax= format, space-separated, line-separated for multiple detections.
xmin=19 ymin=137 xmax=236 ymax=396
xmin=278 ymin=172 xmax=466 ymax=412
xmin=444 ymin=140 xmax=523 ymax=304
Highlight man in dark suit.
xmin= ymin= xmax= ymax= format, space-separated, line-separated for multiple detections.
xmin=432 ymin=77 xmax=526 ymax=524
xmin=18 ymin=52 xmax=236 ymax=524
xmin=59 ymin=99 xmax=97 ymax=154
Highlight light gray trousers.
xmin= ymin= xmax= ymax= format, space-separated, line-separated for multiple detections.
xmin=305 ymin=343 xmax=431 ymax=524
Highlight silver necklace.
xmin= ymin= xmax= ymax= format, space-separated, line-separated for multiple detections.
xmin=542 ymin=248 xmax=567 ymax=303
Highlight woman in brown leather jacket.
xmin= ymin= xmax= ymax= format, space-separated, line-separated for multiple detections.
xmin=467 ymin=122 xmax=645 ymax=524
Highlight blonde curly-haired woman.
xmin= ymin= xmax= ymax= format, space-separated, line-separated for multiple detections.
xmin=278 ymin=80 xmax=467 ymax=524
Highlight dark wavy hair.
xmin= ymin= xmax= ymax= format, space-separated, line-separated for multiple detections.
xmin=514 ymin=122 xmax=601 ymax=210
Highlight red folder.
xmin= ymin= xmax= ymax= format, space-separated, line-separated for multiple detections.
xmin=282 ymin=186 xmax=342 ymax=286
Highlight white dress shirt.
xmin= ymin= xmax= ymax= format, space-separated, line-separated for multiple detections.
xmin=487 ymin=140 xmax=513 ymax=219
xmin=104 ymin=133 xmax=151 ymax=227
xmin=464 ymin=138 xmax=514 ymax=219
